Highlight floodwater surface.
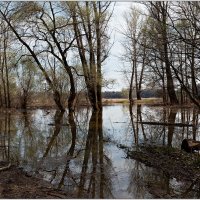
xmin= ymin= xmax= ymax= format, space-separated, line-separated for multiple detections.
xmin=0 ymin=105 xmax=200 ymax=198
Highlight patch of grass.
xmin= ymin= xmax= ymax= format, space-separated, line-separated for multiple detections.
xmin=102 ymin=98 xmax=163 ymax=105
xmin=102 ymin=98 xmax=129 ymax=104
xmin=134 ymin=98 xmax=163 ymax=104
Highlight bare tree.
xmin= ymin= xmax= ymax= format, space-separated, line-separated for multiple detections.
xmin=67 ymin=2 xmax=112 ymax=110
xmin=16 ymin=57 xmax=38 ymax=109
xmin=167 ymin=2 xmax=200 ymax=107
xmin=147 ymin=2 xmax=179 ymax=105
xmin=0 ymin=15 xmax=12 ymax=108
xmin=0 ymin=2 xmax=79 ymax=112
xmin=120 ymin=6 xmax=147 ymax=103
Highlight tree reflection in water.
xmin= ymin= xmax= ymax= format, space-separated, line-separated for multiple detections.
xmin=38 ymin=109 xmax=113 ymax=198
xmin=43 ymin=110 xmax=65 ymax=158
xmin=167 ymin=109 xmax=177 ymax=147
xmin=128 ymin=105 xmax=200 ymax=198
xmin=1 ymin=105 xmax=200 ymax=198
xmin=0 ymin=112 xmax=11 ymax=164
xmin=77 ymin=110 xmax=113 ymax=198
xmin=128 ymin=106 xmax=196 ymax=147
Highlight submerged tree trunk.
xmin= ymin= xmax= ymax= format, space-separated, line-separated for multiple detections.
xmin=53 ymin=91 xmax=65 ymax=112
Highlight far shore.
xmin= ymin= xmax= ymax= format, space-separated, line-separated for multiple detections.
xmin=1 ymin=97 xmax=195 ymax=111
xmin=102 ymin=98 xmax=163 ymax=104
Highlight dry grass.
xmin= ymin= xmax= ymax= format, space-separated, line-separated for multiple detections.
xmin=134 ymin=98 xmax=163 ymax=104
xmin=102 ymin=98 xmax=129 ymax=104
xmin=102 ymin=98 xmax=163 ymax=105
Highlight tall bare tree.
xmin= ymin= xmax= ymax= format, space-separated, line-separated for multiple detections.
xmin=0 ymin=16 xmax=12 ymax=108
xmin=120 ymin=6 xmax=147 ymax=103
xmin=67 ymin=2 xmax=112 ymax=110
xmin=147 ymin=2 xmax=179 ymax=105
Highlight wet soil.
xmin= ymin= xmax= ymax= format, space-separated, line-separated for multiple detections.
xmin=125 ymin=145 xmax=200 ymax=198
xmin=127 ymin=145 xmax=200 ymax=182
xmin=0 ymin=162 xmax=77 ymax=199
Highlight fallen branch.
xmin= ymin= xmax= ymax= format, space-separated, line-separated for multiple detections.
xmin=0 ymin=163 xmax=11 ymax=172
xmin=136 ymin=121 xmax=194 ymax=127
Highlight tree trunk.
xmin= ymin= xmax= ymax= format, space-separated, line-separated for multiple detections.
xmin=71 ymin=4 xmax=99 ymax=111
xmin=53 ymin=91 xmax=65 ymax=112
xmin=21 ymin=94 xmax=27 ymax=109
xmin=4 ymin=34 xmax=11 ymax=108
xmin=129 ymin=60 xmax=135 ymax=104
xmin=161 ymin=4 xmax=179 ymax=105
xmin=191 ymin=45 xmax=198 ymax=99
xmin=0 ymin=85 xmax=3 ymax=107
xmin=137 ymin=39 xmax=146 ymax=101
xmin=94 ymin=2 xmax=102 ymax=110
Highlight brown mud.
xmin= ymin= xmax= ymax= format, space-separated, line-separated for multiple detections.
xmin=127 ymin=145 xmax=200 ymax=182
xmin=125 ymin=145 xmax=200 ymax=198
xmin=0 ymin=162 xmax=80 ymax=199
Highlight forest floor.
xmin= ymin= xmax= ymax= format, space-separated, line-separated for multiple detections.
xmin=123 ymin=145 xmax=200 ymax=198
xmin=0 ymin=162 xmax=80 ymax=199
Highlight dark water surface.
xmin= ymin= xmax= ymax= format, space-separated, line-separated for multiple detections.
xmin=0 ymin=105 xmax=200 ymax=198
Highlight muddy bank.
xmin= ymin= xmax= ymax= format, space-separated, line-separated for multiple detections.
xmin=125 ymin=145 xmax=200 ymax=198
xmin=0 ymin=162 xmax=79 ymax=199
xmin=127 ymin=145 xmax=200 ymax=182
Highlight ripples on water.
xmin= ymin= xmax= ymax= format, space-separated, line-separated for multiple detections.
xmin=0 ymin=105 xmax=199 ymax=198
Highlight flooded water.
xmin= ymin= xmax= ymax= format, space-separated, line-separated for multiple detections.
xmin=0 ymin=104 xmax=200 ymax=198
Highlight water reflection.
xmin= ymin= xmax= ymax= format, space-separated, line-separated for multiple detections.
xmin=77 ymin=111 xmax=109 ymax=198
xmin=43 ymin=110 xmax=65 ymax=158
xmin=127 ymin=106 xmax=198 ymax=147
xmin=57 ymin=111 xmax=77 ymax=190
xmin=167 ymin=109 xmax=177 ymax=147
xmin=0 ymin=112 xmax=11 ymax=163
xmin=1 ymin=105 xmax=200 ymax=198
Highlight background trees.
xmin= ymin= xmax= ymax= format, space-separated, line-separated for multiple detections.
xmin=0 ymin=1 xmax=200 ymax=110
xmin=120 ymin=6 xmax=147 ymax=103
xmin=148 ymin=2 xmax=179 ymax=105
xmin=168 ymin=2 xmax=200 ymax=107
xmin=0 ymin=1 xmax=112 ymax=111
xmin=120 ymin=1 xmax=200 ymax=107
xmin=0 ymin=15 xmax=15 ymax=108
xmin=16 ymin=57 xmax=38 ymax=109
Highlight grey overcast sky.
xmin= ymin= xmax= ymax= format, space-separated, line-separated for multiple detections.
xmin=103 ymin=1 xmax=145 ymax=91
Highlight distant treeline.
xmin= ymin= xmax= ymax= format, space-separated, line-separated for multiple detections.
xmin=103 ymin=91 xmax=125 ymax=99
xmin=102 ymin=89 xmax=162 ymax=99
